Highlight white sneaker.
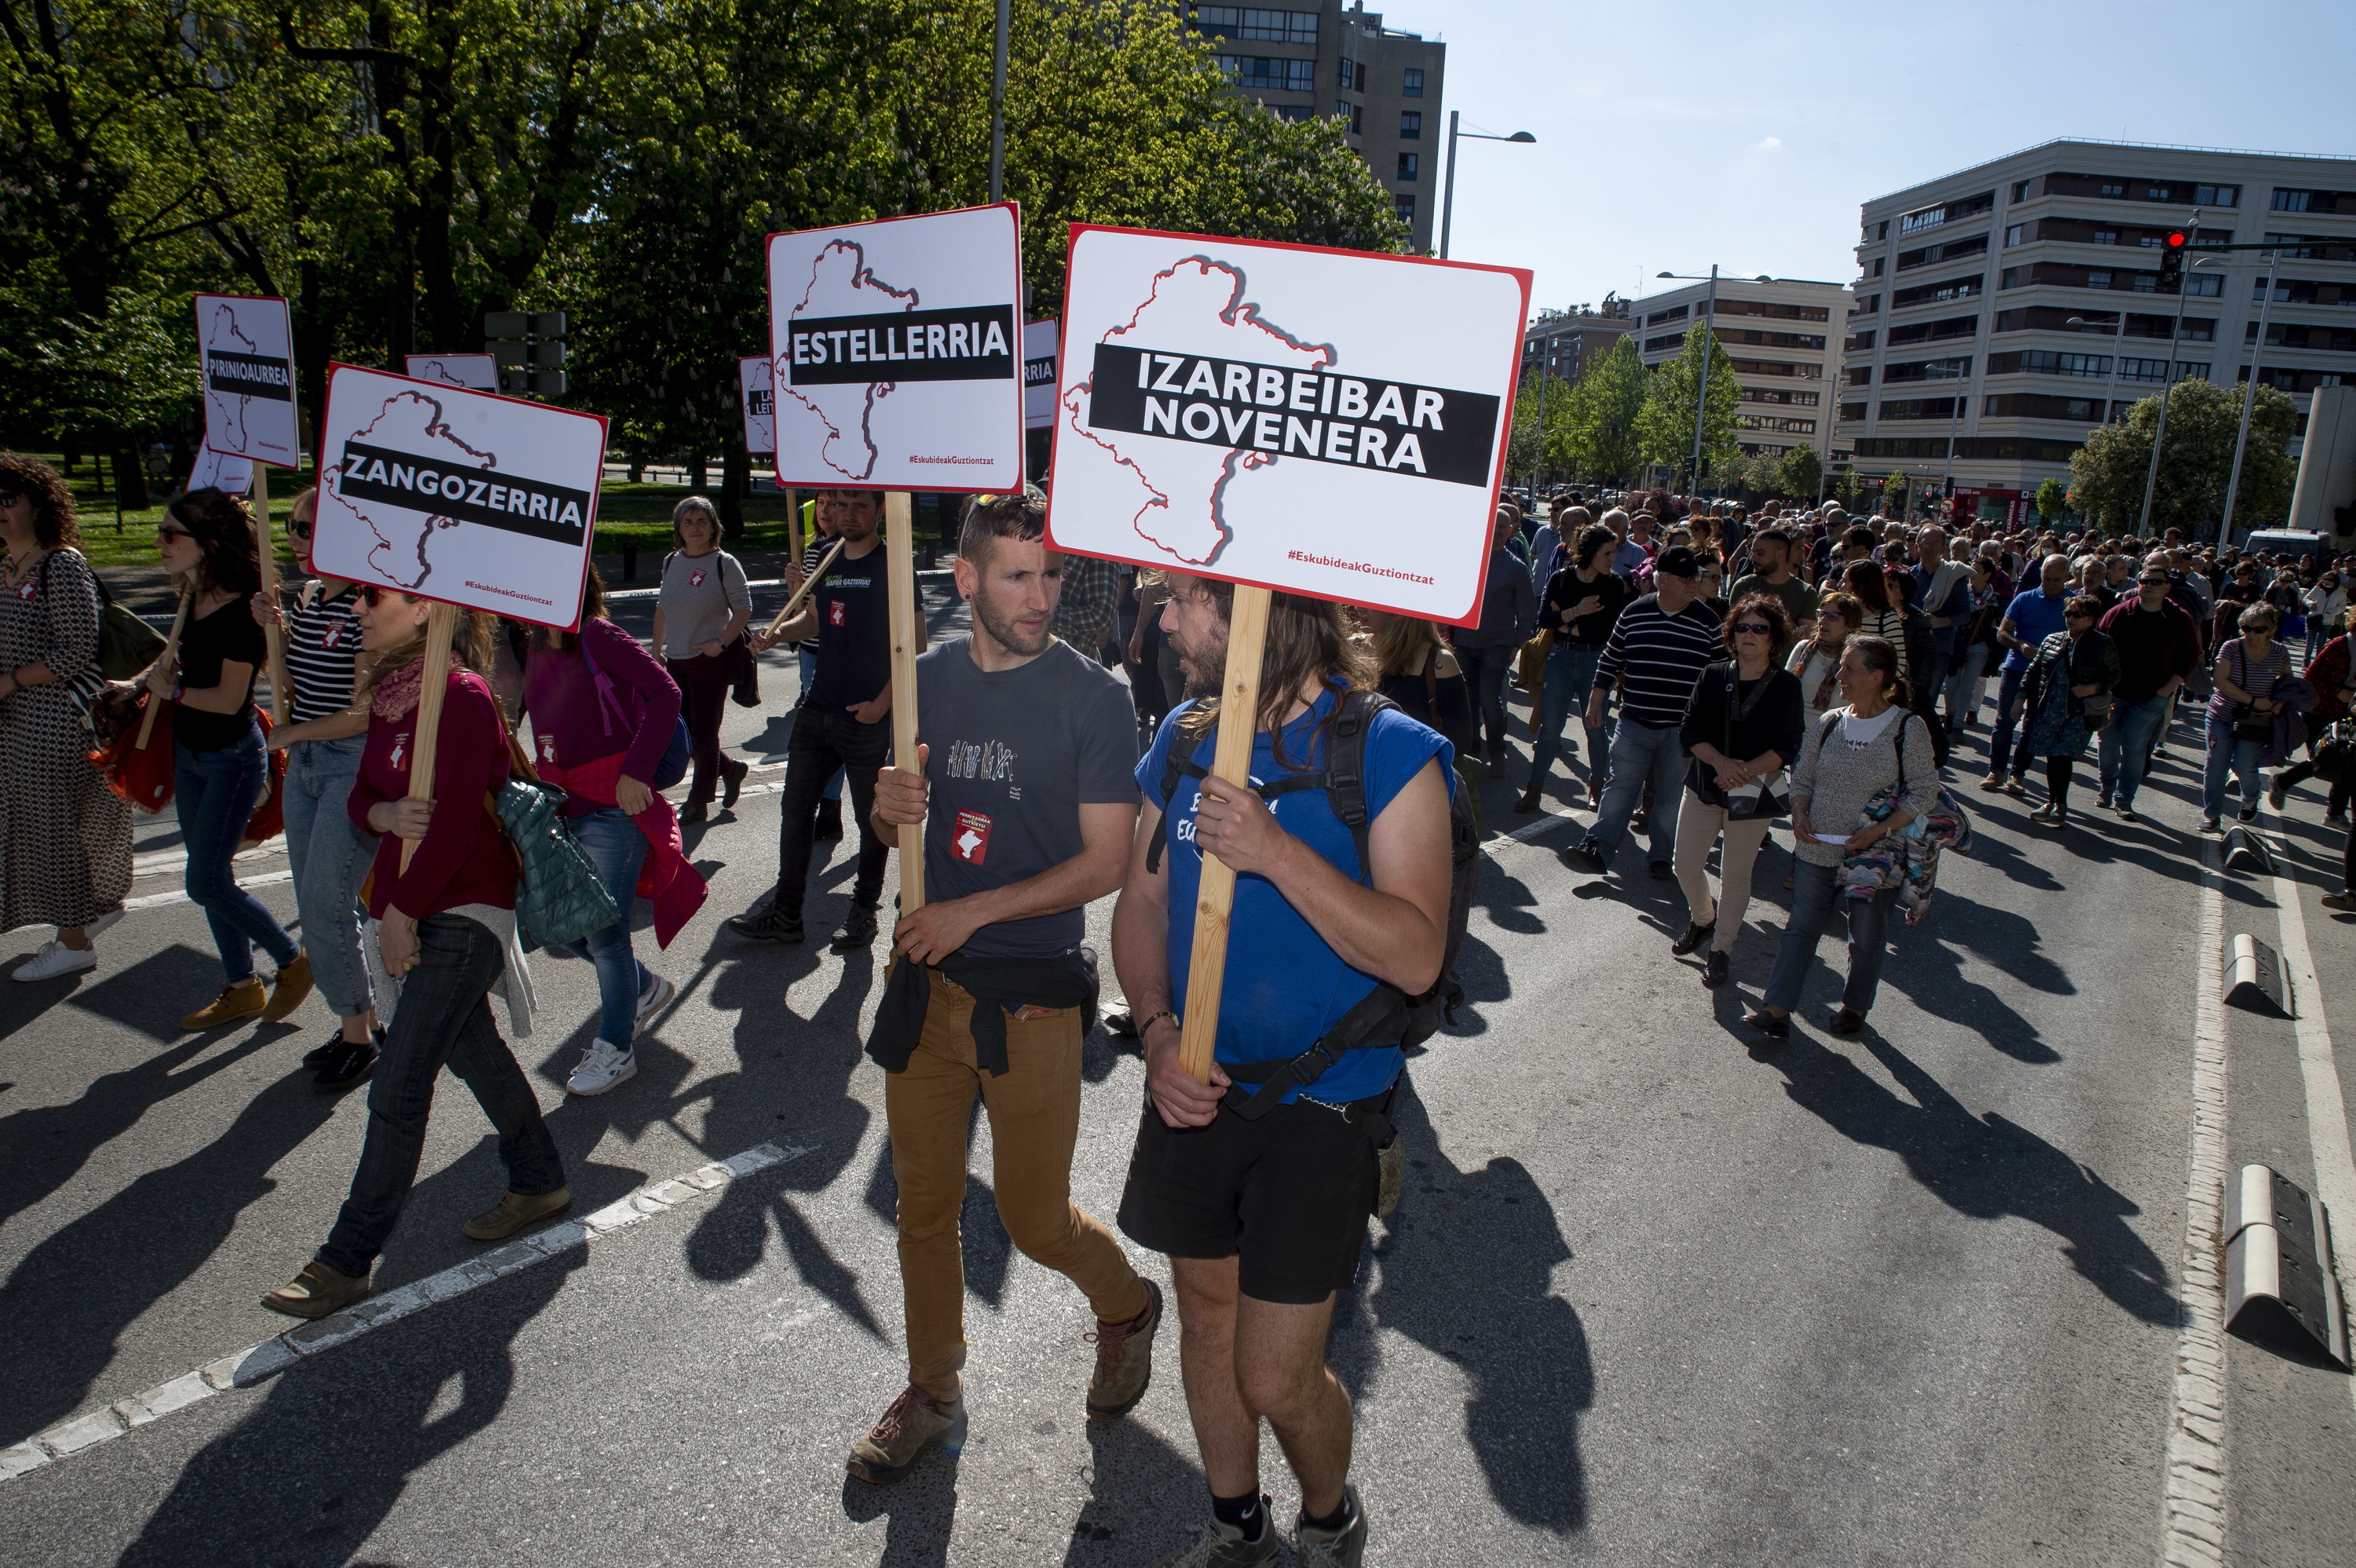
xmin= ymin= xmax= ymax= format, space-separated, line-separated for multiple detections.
xmin=84 ymin=907 xmax=126 ymax=940
xmin=634 ymin=972 xmax=676 ymax=1036
xmin=567 ymin=1039 xmax=637 ymax=1096
xmin=14 ymin=940 xmax=97 ymax=981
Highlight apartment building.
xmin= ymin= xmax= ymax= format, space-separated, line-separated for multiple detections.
xmin=1845 ymin=138 xmax=2356 ymax=527
xmin=1520 ymin=297 xmax=1635 ymax=385
xmin=1190 ymin=2 xmax=1445 ymax=254
xmin=1632 ymin=276 xmax=1850 ymax=467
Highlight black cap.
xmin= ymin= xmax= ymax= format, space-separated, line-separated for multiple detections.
xmin=1655 ymin=545 xmax=1702 ymax=579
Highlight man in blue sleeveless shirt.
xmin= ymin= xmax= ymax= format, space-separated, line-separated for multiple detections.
xmin=1114 ymin=576 xmax=1454 ymax=1567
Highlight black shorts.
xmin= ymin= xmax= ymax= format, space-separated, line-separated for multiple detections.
xmin=1117 ymin=1091 xmax=1383 ymax=1305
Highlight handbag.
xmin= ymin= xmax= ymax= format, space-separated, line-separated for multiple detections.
xmin=488 ymin=730 xmax=620 ymax=952
xmin=1719 ymin=664 xmax=1788 ymax=820
xmin=2315 ymin=722 xmax=2356 ymax=785
xmin=2229 ymin=645 xmax=2276 ymax=743
xmin=89 ymin=565 xmax=166 ymax=679
xmin=576 ymin=624 xmax=693 ymax=790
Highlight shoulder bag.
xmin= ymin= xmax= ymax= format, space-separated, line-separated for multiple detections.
xmin=2229 ymin=645 xmax=2275 ymax=743
xmin=1721 ymin=665 xmax=1789 ymax=820
xmin=85 ymin=557 xmax=167 ymax=680
xmin=485 ymin=729 xmax=620 ymax=952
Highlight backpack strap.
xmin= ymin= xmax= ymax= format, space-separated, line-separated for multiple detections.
xmin=1143 ymin=731 xmax=1209 ymax=875
xmin=573 ymin=621 xmax=632 ymax=737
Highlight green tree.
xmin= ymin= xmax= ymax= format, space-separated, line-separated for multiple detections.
xmin=1882 ymin=470 xmax=1908 ymax=517
xmin=1551 ymin=337 xmax=1648 ymax=483
xmin=2035 ymin=476 xmax=2067 ymax=526
xmin=1778 ymin=445 xmax=1823 ymax=502
xmin=2069 ymin=379 xmax=2299 ymax=538
xmin=1637 ymin=322 xmax=1740 ymax=488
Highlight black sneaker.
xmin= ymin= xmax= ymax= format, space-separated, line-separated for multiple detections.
xmin=1559 ymin=840 xmax=1606 ymax=875
xmin=814 ymin=797 xmax=846 ymax=842
xmin=730 ymin=905 xmax=807 ymax=943
xmin=1670 ymin=920 xmax=1714 ymax=956
xmin=722 ymin=761 xmax=748 ymax=810
xmin=1742 ymin=1008 xmax=1790 ymax=1043
xmin=829 ymin=904 xmax=880 ymax=952
xmin=679 ymin=800 xmax=708 ymax=826
xmin=304 ymin=1023 xmax=383 ymax=1069
xmin=313 ymin=1036 xmax=378 ymax=1093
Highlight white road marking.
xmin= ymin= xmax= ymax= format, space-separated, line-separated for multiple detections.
xmin=2159 ymin=842 xmax=2231 ymax=1568
xmin=2267 ymin=874 xmax=2356 ymax=1424
xmin=0 ymin=1141 xmax=810 ymax=1485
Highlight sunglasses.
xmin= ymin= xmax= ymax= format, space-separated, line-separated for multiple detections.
xmin=2065 ymin=611 xmax=2095 ymax=621
xmin=290 ymin=515 xmax=314 ymax=541
xmin=360 ymin=585 xmax=393 ymax=606
xmin=155 ymin=524 xmax=193 ymax=543
xmin=1732 ymin=621 xmax=1772 ymax=635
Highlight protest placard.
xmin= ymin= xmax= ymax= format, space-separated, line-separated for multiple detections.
xmin=404 ymin=353 xmax=500 ymax=392
xmin=741 ymin=356 xmax=776 ymax=454
xmin=185 ymin=448 xmax=254 ymax=496
xmin=1044 ymin=225 xmax=1529 ymax=627
xmin=764 ymin=203 xmax=1024 ymax=494
xmin=308 ymin=363 xmax=609 ymax=630
xmin=195 ymin=293 xmax=302 ymax=468
xmin=1023 ymin=320 xmax=1059 ymax=431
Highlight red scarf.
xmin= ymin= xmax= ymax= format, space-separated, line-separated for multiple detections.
xmin=535 ymin=751 xmax=707 ymax=948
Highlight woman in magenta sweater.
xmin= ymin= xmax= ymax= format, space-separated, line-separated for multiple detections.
xmin=521 ymin=567 xmax=696 ymax=1097
xmin=261 ymin=590 xmax=565 ymax=1320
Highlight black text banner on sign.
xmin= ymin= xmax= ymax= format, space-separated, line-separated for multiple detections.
xmin=764 ymin=202 xmax=1025 ymax=493
xmin=309 ymin=363 xmax=609 ymax=630
xmin=1044 ymin=225 xmax=1529 ymax=627
xmin=741 ymin=356 xmax=776 ymax=455
xmin=194 ymin=293 xmax=302 ymax=469
xmin=1023 ymin=320 xmax=1061 ymax=431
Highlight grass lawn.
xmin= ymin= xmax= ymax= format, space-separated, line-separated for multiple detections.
xmin=35 ymin=459 xmax=951 ymax=568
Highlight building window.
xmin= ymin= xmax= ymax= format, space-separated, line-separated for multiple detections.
xmin=1402 ymin=67 xmax=1423 ymax=97
xmin=1395 ymin=194 xmax=1414 ymax=224
xmin=2012 ymin=181 xmax=2030 ymax=203
xmin=1839 ymin=402 xmax=1868 ymax=422
xmin=1646 ymin=305 xmax=1688 ymax=326
xmin=1270 ymin=104 xmax=1315 ymax=122
xmin=2185 ymin=272 xmax=2222 ymax=297
xmin=1332 ymin=100 xmax=1361 ymax=133
xmin=1399 ymin=111 xmax=1421 ymax=138
xmin=2272 ymin=189 xmax=2314 ymax=213
xmin=1878 ymin=397 xmax=1963 ymax=422
xmin=1189 ymin=6 xmax=1319 ymax=46
xmin=1215 ymin=55 xmax=1315 ymax=93
xmin=1846 ymin=365 xmax=1873 ymax=386
xmin=1845 ymin=330 xmax=1876 ymax=352
xmin=2085 ymin=269 xmax=2113 ymax=290
xmin=2005 ymin=224 xmax=2025 ymax=247
xmin=2196 ymin=185 xmax=2239 ymax=207
xmin=1892 ymin=275 xmax=1983 ymax=310
xmin=1871 ymin=258 xmax=1886 ymax=276
xmin=1337 ymin=57 xmax=1364 ymax=91
xmin=2091 ymin=229 xmax=2117 ymax=245
xmin=2099 ymin=181 xmax=2125 ymax=197
xmin=1397 ymin=152 xmax=1418 ymax=181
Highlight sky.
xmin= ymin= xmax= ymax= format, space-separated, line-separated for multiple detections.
xmin=1418 ymin=0 xmax=2356 ymax=318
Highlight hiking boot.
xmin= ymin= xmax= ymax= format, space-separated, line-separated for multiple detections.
xmin=729 ymin=904 xmax=806 ymax=943
xmin=1295 ymin=1485 xmax=1368 ymax=1568
xmin=463 ymin=1186 xmax=573 ymax=1241
xmin=1085 ymin=1277 xmax=1163 ymax=1420
xmin=814 ymin=797 xmax=846 ymax=842
xmin=182 ymin=978 xmax=267 ymax=1032
xmin=1977 ymin=774 xmax=2006 ymax=793
xmin=829 ymin=904 xmax=880 ymax=952
xmin=846 ymin=1384 xmax=964 ymax=1486
xmin=261 ymin=951 xmax=314 ymax=1022
xmin=260 ymin=1259 xmax=368 ymax=1320
xmin=1154 ymin=1511 xmax=1280 ymax=1567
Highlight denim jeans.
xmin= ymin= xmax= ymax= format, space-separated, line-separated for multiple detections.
xmin=174 ymin=726 xmax=300 ymax=984
xmin=1988 ymin=665 xmax=2030 ymax=779
xmin=1940 ymin=644 xmax=1989 ymax=734
xmin=1764 ymin=858 xmax=1897 ymax=1017
xmin=283 ymin=735 xmax=378 ymax=1018
xmin=2203 ymin=711 xmax=2266 ymax=821
xmin=316 ymin=912 xmax=563 ymax=1278
xmin=2095 ymin=696 xmax=2170 ymax=809
xmin=795 ymin=650 xmax=845 ymax=802
xmin=775 ymin=704 xmax=890 ymax=916
xmin=1529 ymin=644 xmax=1610 ymax=788
xmin=1588 ymin=719 xmax=1688 ymax=865
xmin=1454 ymin=642 xmax=1515 ymax=758
xmin=557 ymin=806 xmax=652 ymax=1047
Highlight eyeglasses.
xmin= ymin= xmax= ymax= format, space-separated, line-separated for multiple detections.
xmin=1732 ymin=621 xmax=1772 ymax=636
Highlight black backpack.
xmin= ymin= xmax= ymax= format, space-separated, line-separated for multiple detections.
xmin=1145 ymin=689 xmax=1480 ymax=1103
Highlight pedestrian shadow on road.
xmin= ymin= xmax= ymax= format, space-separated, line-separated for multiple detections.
xmin=113 ymin=1241 xmax=584 ymax=1567
xmin=1335 ymin=1077 xmax=1593 ymax=1533
xmin=840 ymin=1450 xmax=965 ymax=1567
xmin=1057 ymin=1416 xmax=1214 ymax=1565
xmin=54 ymin=940 xmax=262 ymax=1044
xmin=1762 ymin=1033 xmax=2176 ymax=1324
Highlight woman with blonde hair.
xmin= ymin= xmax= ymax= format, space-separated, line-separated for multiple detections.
xmin=1366 ymin=610 xmax=1480 ymax=823
xmin=0 ymin=453 xmax=131 ymax=981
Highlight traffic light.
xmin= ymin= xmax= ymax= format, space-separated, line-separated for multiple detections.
xmin=2157 ymin=229 xmax=2190 ymax=293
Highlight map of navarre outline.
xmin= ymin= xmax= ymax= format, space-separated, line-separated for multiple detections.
xmin=328 ymin=389 xmax=496 ymax=590
xmin=203 ymin=303 xmax=270 ymax=455
xmin=778 ymin=239 xmax=917 ymax=481
xmin=1062 ymin=257 xmax=1334 ymax=566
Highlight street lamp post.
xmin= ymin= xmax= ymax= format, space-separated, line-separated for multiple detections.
xmin=1928 ymin=360 xmax=1970 ymax=506
xmin=2219 ymin=250 xmax=2285 ymax=544
xmin=987 ymin=0 xmax=1008 ymax=203
xmin=1437 ymin=113 xmax=1535 ymax=261
xmin=2134 ymin=219 xmax=2211 ymax=533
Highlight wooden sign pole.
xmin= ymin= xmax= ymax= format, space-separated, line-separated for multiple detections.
xmin=397 ymin=603 xmax=458 ymax=872
xmin=764 ymin=535 xmax=846 ymax=640
xmin=135 ymin=588 xmax=193 ymax=749
xmin=884 ymin=490 xmax=925 ymax=913
xmin=1177 ymin=583 xmax=1271 ymax=1084
xmin=252 ymin=462 xmax=290 ymax=724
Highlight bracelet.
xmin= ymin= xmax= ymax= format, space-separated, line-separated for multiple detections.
xmin=1144 ymin=1009 xmax=1180 ymax=1036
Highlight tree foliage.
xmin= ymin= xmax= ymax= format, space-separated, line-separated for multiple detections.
xmin=2035 ymin=476 xmax=2067 ymax=525
xmin=1777 ymin=445 xmax=1822 ymax=501
xmin=2068 ymin=379 xmax=2299 ymax=537
xmin=1549 ymin=337 xmax=1648 ymax=484
xmin=1636 ymin=322 xmax=1741 ymax=486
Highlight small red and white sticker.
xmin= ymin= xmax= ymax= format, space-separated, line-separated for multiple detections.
xmin=829 ymin=598 xmax=847 ymax=627
xmin=690 ymin=569 xmax=707 ymax=588
xmin=539 ymin=733 xmax=558 ymax=764
xmin=15 ymin=579 xmax=34 ymax=602
xmin=320 ymin=623 xmax=344 ymax=649
xmin=952 ymin=810 xmax=993 ymax=864
xmin=389 ymin=732 xmax=411 ymax=773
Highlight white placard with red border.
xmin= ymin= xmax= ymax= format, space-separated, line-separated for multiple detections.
xmin=185 ymin=448 xmax=254 ymax=496
xmin=1023 ymin=320 xmax=1059 ymax=430
xmin=1044 ymin=225 xmax=1529 ymax=627
xmin=404 ymin=353 xmax=500 ymax=392
xmin=741 ymin=356 xmax=776 ymax=454
xmin=764 ymin=202 xmax=1024 ymax=493
xmin=309 ymin=362 xmax=609 ymax=630
xmin=195 ymin=293 xmax=302 ymax=468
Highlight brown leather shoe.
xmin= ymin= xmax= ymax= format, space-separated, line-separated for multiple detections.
xmin=261 ymin=951 xmax=314 ymax=1022
xmin=182 ymin=978 xmax=267 ymax=1032
xmin=463 ymin=1186 xmax=573 ymax=1241
xmin=1085 ymin=1277 xmax=1163 ymax=1420
xmin=260 ymin=1259 xmax=369 ymax=1320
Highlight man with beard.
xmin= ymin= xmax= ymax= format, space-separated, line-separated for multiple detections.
xmin=1114 ymin=576 xmax=1453 ymax=1566
xmin=852 ymin=486 xmax=1159 ymax=1485
xmin=734 ymin=489 xmax=913 ymax=947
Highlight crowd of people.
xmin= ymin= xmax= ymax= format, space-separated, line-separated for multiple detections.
xmin=8 ymin=444 xmax=2356 ymax=1566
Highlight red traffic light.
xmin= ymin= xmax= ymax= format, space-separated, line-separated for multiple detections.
xmin=2164 ymin=230 xmax=2190 ymax=249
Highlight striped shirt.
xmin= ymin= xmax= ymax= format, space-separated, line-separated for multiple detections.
xmin=284 ymin=582 xmax=365 ymax=722
xmin=1597 ymin=593 xmax=1722 ymax=729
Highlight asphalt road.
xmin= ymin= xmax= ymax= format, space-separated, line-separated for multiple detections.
xmin=3 ymin=577 xmax=2353 ymax=1566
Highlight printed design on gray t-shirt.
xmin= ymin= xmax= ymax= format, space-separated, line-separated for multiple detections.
xmin=943 ymin=738 xmax=1018 ymax=784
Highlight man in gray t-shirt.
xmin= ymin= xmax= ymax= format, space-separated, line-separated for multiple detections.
xmin=851 ymin=488 xmax=1159 ymax=1489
